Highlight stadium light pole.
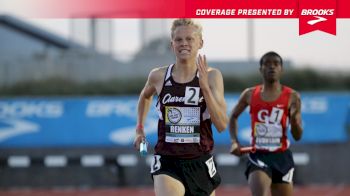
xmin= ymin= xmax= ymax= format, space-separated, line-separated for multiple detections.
xmin=247 ymin=20 xmax=255 ymax=62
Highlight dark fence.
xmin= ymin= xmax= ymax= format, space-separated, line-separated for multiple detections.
xmin=1 ymin=142 xmax=350 ymax=188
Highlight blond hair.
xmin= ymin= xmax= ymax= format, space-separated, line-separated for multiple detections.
xmin=171 ymin=19 xmax=203 ymax=39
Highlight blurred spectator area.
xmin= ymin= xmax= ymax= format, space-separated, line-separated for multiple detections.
xmin=0 ymin=15 xmax=292 ymax=86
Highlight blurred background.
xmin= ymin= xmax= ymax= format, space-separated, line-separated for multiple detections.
xmin=0 ymin=15 xmax=350 ymax=194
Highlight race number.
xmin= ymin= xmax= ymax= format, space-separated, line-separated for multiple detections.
xmin=282 ymin=168 xmax=294 ymax=183
xmin=151 ymin=155 xmax=161 ymax=173
xmin=185 ymin=87 xmax=200 ymax=105
xmin=205 ymin=156 xmax=217 ymax=178
xmin=270 ymin=107 xmax=284 ymax=124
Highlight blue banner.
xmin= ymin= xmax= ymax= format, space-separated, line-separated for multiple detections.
xmin=0 ymin=93 xmax=349 ymax=148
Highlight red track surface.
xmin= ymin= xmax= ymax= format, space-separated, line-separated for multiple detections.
xmin=1 ymin=185 xmax=350 ymax=196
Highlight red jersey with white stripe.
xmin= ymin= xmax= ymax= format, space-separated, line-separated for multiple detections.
xmin=250 ymin=85 xmax=292 ymax=152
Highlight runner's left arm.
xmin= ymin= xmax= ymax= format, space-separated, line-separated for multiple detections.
xmin=197 ymin=54 xmax=228 ymax=132
xmin=289 ymin=91 xmax=303 ymax=141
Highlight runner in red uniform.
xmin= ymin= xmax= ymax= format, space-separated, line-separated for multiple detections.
xmin=134 ymin=19 xmax=228 ymax=196
xmin=229 ymin=51 xmax=303 ymax=196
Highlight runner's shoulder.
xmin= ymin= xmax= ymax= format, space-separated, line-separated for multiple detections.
xmin=148 ymin=65 xmax=168 ymax=84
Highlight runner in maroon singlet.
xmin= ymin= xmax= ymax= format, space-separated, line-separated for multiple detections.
xmin=133 ymin=19 xmax=228 ymax=196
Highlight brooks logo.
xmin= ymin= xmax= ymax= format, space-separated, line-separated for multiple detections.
xmin=307 ymin=16 xmax=327 ymax=25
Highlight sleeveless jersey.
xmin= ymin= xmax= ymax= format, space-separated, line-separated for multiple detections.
xmin=250 ymin=85 xmax=293 ymax=152
xmin=155 ymin=64 xmax=213 ymax=159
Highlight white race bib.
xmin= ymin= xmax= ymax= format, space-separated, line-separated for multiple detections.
xmin=165 ymin=106 xmax=200 ymax=143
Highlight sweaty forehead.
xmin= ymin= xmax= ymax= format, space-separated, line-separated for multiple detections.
xmin=173 ymin=26 xmax=200 ymax=37
xmin=262 ymin=55 xmax=282 ymax=64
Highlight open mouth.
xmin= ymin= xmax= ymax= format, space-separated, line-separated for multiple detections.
xmin=179 ymin=49 xmax=190 ymax=54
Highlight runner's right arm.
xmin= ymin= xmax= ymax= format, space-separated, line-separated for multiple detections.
xmin=133 ymin=69 xmax=159 ymax=150
xmin=229 ymin=88 xmax=252 ymax=156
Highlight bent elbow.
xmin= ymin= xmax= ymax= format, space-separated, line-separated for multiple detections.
xmin=293 ymin=135 xmax=302 ymax=141
xmin=216 ymin=123 xmax=227 ymax=133
xmin=291 ymin=126 xmax=303 ymax=141
xmin=292 ymin=130 xmax=303 ymax=141
xmin=213 ymin=115 xmax=228 ymax=133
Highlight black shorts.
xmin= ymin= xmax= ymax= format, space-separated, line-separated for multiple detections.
xmin=150 ymin=154 xmax=221 ymax=196
xmin=245 ymin=149 xmax=295 ymax=184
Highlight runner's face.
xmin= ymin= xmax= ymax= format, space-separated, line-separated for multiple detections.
xmin=260 ymin=55 xmax=283 ymax=83
xmin=171 ymin=25 xmax=203 ymax=61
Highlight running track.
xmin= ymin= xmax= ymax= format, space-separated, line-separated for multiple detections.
xmin=1 ymin=185 xmax=350 ymax=196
